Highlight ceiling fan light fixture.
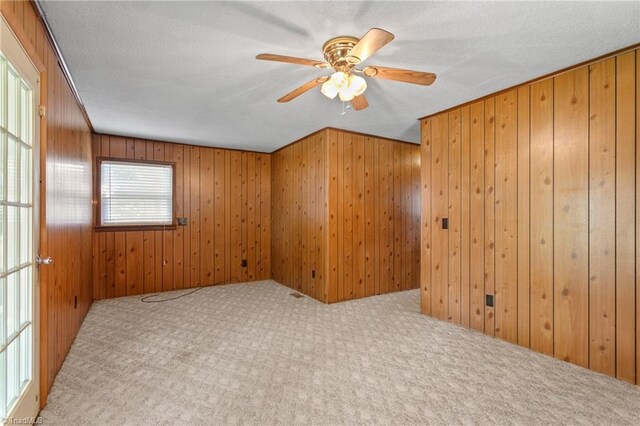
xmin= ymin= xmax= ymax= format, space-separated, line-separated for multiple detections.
xmin=338 ymin=90 xmax=355 ymax=102
xmin=330 ymin=71 xmax=349 ymax=89
xmin=258 ymin=27 xmax=435 ymax=110
xmin=338 ymin=75 xmax=367 ymax=101
xmin=323 ymin=72 xmax=367 ymax=102
xmin=321 ymin=79 xmax=339 ymax=99
xmin=348 ymin=75 xmax=367 ymax=97
xmin=321 ymin=71 xmax=350 ymax=100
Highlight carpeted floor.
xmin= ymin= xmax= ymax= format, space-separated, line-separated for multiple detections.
xmin=39 ymin=280 xmax=640 ymax=425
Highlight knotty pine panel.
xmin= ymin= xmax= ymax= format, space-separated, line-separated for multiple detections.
xmin=327 ymin=129 xmax=420 ymax=302
xmin=553 ymin=67 xmax=589 ymax=368
xmin=420 ymin=120 xmax=433 ymax=315
xmin=420 ymin=47 xmax=640 ymax=384
xmin=92 ymin=135 xmax=271 ymax=298
xmin=448 ymin=110 xmax=461 ymax=323
xmin=588 ymin=58 xmax=616 ymax=375
xmin=494 ymin=90 xmax=518 ymax=344
xmin=2 ymin=1 xmax=94 ymax=406
xmin=271 ymin=130 xmax=328 ymax=301
xmin=272 ymin=128 xmax=420 ymax=303
xmin=615 ymin=51 xmax=636 ymax=384
xmin=431 ymin=115 xmax=448 ymax=320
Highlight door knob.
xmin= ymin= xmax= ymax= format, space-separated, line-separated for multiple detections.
xmin=36 ymin=255 xmax=53 ymax=265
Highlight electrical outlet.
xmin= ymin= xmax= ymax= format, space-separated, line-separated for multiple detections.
xmin=74 ymin=295 xmax=78 ymax=309
xmin=485 ymin=294 xmax=494 ymax=307
xmin=177 ymin=217 xmax=188 ymax=226
xmin=241 ymin=259 xmax=248 ymax=268
xmin=442 ymin=217 xmax=449 ymax=229
xmin=311 ymin=270 xmax=316 ymax=279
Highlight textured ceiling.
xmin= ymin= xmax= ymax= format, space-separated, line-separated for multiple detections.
xmin=39 ymin=1 xmax=639 ymax=152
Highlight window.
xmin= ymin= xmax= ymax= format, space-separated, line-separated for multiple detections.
xmin=97 ymin=158 xmax=175 ymax=229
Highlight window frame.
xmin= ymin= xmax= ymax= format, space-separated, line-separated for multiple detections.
xmin=95 ymin=156 xmax=177 ymax=232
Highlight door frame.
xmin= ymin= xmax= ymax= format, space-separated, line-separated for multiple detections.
xmin=1 ymin=14 xmax=42 ymax=422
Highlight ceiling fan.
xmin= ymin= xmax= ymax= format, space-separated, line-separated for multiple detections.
xmin=256 ymin=28 xmax=436 ymax=111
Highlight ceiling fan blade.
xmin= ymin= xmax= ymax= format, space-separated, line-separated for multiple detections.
xmin=256 ymin=53 xmax=330 ymax=68
xmin=362 ymin=66 xmax=436 ymax=86
xmin=277 ymin=76 xmax=329 ymax=103
xmin=351 ymin=94 xmax=369 ymax=111
xmin=345 ymin=28 xmax=395 ymax=65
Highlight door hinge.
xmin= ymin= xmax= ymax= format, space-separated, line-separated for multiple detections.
xmin=39 ymin=105 xmax=46 ymax=118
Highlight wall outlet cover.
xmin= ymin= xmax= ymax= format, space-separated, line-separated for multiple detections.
xmin=485 ymin=294 xmax=494 ymax=307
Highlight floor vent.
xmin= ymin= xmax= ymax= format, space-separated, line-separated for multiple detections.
xmin=290 ymin=293 xmax=305 ymax=299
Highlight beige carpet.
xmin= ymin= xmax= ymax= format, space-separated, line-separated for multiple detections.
xmin=39 ymin=280 xmax=640 ymax=425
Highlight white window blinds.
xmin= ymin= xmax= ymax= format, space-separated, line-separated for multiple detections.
xmin=100 ymin=160 xmax=173 ymax=226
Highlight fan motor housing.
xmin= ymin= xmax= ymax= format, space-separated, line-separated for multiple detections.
xmin=322 ymin=36 xmax=359 ymax=70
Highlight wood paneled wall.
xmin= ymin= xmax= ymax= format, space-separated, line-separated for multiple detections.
xmin=272 ymin=128 xmax=420 ymax=303
xmin=271 ymin=130 xmax=327 ymax=301
xmin=420 ymin=47 xmax=640 ymax=384
xmin=1 ymin=0 xmax=94 ymax=406
xmin=92 ymin=134 xmax=271 ymax=298
xmin=326 ymin=129 xmax=420 ymax=303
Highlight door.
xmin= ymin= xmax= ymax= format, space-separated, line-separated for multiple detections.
xmin=0 ymin=16 xmax=40 ymax=424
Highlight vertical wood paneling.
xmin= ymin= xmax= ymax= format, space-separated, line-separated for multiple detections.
xmin=448 ymin=109 xmax=462 ymax=323
xmin=260 ymin=155 xmax=271 ymax=281
xmin=554 ymin=67 xmax=589 ymax=367
xmin=310 ymin=138 xmax=324 ymax=300
xmin=299 ymin=138 xmax=308 ymax=293
xmin=412 ymin=144 xmax=421 ymax=295
xmin=190 ymin=147 xmax=201 ymax=287
xmin=636 ymin=49 xmax=640 ymax=384
xmin=224 ymin=151 xmax=232 ymax=281
xmin=460 ymin=106 xmax=471 ymax=327
xmin=379 ymin=139 xmax=393 ymax=296
xmin=494 ymin=90 xmax=518 ymax=343
xmin=213 ymin=149 xmax=225 ymax=284
xmin=392 ymin=141 xmax=403 ymax=292
xmin=175 ymin=145 xmax=186 ymax=289
xmin=588 ymin=58 xmax=616 ymax=375
xmin=421 ymin=119 xmax=432 ymax=314
xmin=272 ymin=128 xmax=419 ymax=303
xmin=403 ymin=143 xmax=414 ymax=291
xmin=93 ymin=138 xmax=271 ymax=298
xmin=364 ymin=137 xmax=376 ymax=296
xmin=530 ymin=78 xmax=555 ymax=355
xmin=344 ymin=133 xmax=354 ymax=299
xmin=200 ymin=148 xmax=215 ymax=285
xmin=353 ymin=135 xmax=365 ymax=298
xmin=517 ymin=85 xmax=531 ymax=348
xmin=230 ymin=151 xmax=243 ymax=282
xmin=247 ymin=154 xmax=257 ymax=281
xmin=327 ymin=130 xmax=339 ymax=303
xmin=469 ymin=101 xmax=485 ymax=331
xmin=317 ymin=132 xmax=327 ymax=302
xmin=3 ymin=0 xmax=94 ymax=404
xmin=615 ymin=51 xmax=636 ymax=384
xmin=484 ymin=98 xmax=496 ymax=336
xmin=432 ymin=114 xmax=449 ymax=320
xmin=420 ymin=48 xmax=640 ymax=384
xmin=271 ymin=130 xmax=328 ymax=298
xmin=336 ymin=132 xmax=345 ymax=300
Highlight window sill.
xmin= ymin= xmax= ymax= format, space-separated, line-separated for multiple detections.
xmin=95 ymin=224 xmax=177 ymax=232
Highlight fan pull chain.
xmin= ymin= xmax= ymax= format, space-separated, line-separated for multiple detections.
xmin=341 ymin=102 xmax=351 ymax=116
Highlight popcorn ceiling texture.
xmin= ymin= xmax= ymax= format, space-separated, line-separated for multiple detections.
xmin=39 ymin=1 xmax=639 ymax=152
xmin=40 ymin=281 xmax=640 ymax=425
